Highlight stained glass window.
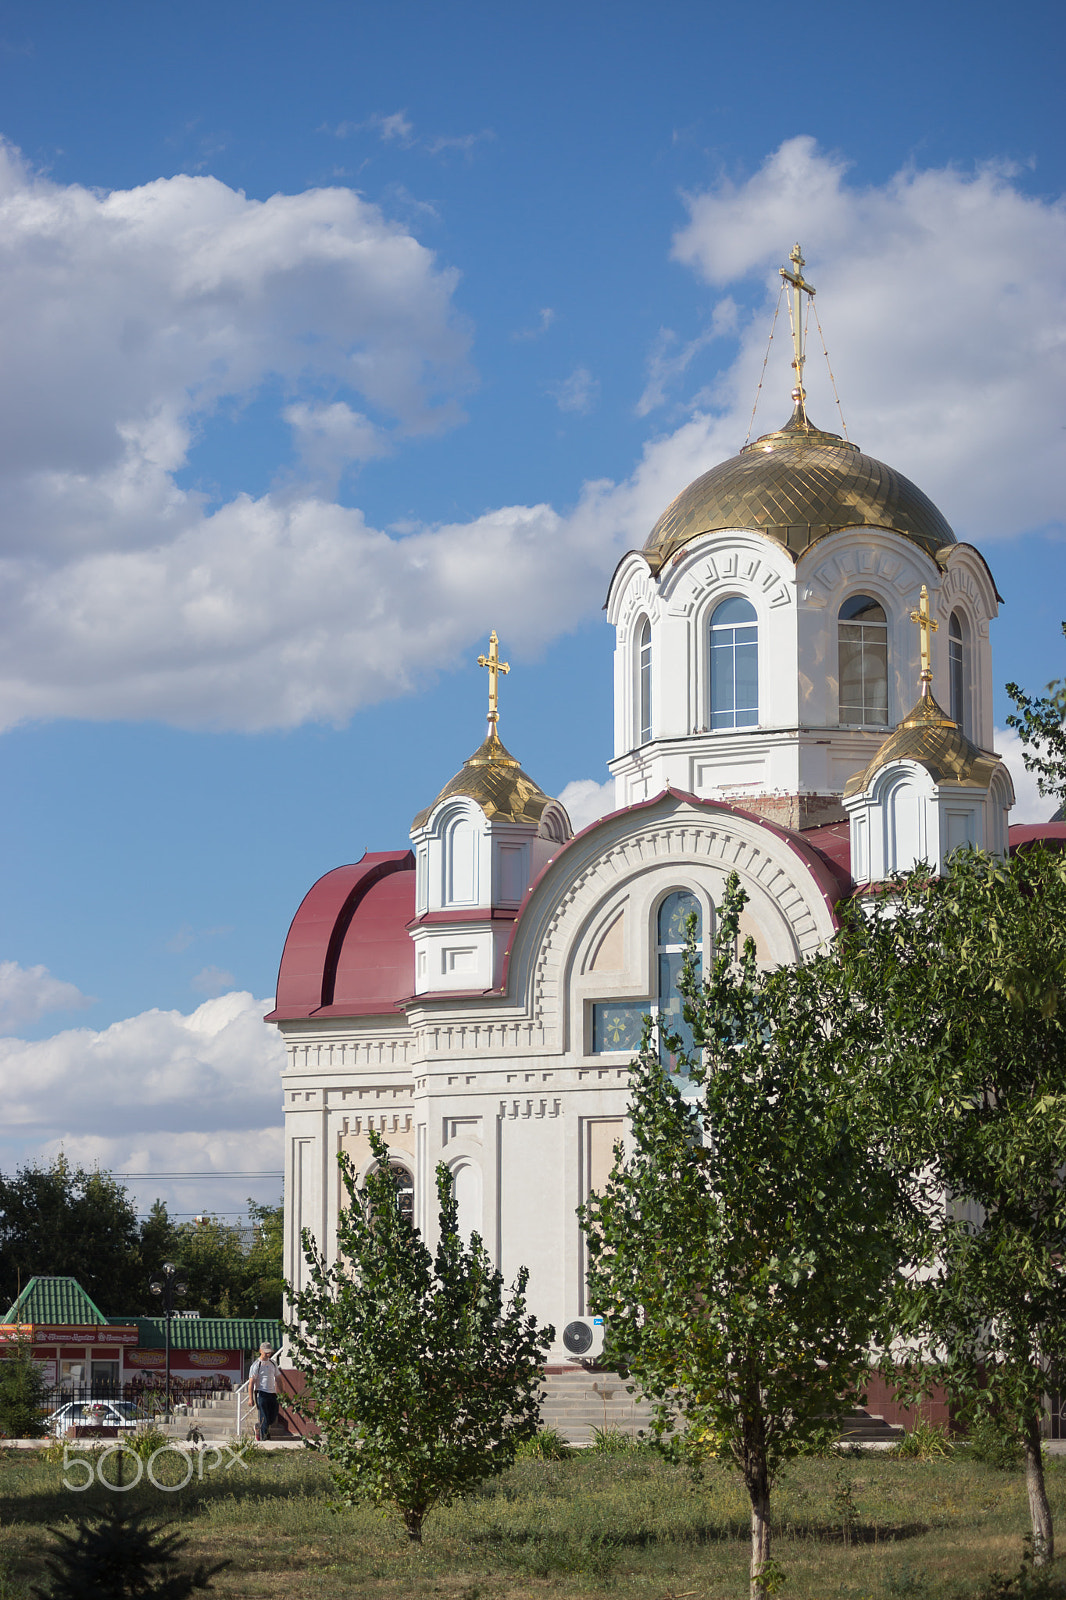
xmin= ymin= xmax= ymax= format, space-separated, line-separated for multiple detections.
xmin=657 ymin=891 xmax=702 ymax=1076
xmin=592 ymin=1002 xmax=648 ymax=1053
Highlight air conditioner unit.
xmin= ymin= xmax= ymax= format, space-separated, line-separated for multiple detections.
xmin=561 ymin=1316 xmax=605 ymax=1361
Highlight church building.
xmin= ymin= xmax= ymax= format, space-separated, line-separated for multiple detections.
xmin=268 ymin=247 xmax=1031 ymax=1356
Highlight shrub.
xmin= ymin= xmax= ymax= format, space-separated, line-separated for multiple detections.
xmin=0 ymin=1346 xmax=49 ymax=1438
xmin=31 ymin=1498 xmax=227 ymax=1598
xmin=959 ymin=1415 xmax=1025 ymax=1470
xmin=589 ymin=1426 xmax=637 ymax=1454
xmin=516 ymin=1428 xmax=571 ymax=1460
xmin=893 ymin=1416 xmax=952 ymax=1460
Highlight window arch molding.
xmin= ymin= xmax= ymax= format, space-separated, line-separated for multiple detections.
xmin=703 ymin=590 xmax=761 ymax=733
xmin=837 ymin=588 xmax=891 ymax=727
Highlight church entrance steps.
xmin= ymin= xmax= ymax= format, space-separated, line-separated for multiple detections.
xmin=153 ymin=1392 xmax=296 ymax=1443
xmin=540 ymin=1367 xmax=654 ymax=1444
xmin=836 ymin=1408 xmax=905 ymax=1444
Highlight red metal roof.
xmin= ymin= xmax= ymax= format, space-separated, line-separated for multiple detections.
xmin=265 ymin=851 xmax=415 ymax=1021
xmin=1009 ymin=822 xmax=1066 ymax=853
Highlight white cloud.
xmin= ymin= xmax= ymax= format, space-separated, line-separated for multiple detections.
xmin=636 ymin=304 xmax=737 ymax=418
xmin=549 ymin=365 xmax=599 ymax=415
xmin=0 ymin=989 xmax=286 ymax=1215
xmin=557 ymin=777 xmax=617 ymax=834
xmin=0 ymin=962 xmax=93 ymax=1033
xmin=671 ymin=136 xmax=1066 ymax=543
xmin=0 ymin=990 xmax=284 ymax=1136
xmin=0 ymin=138 xmax=1059 ymax=736
xmin=994 ymin=725 xmax=1060 ymax=824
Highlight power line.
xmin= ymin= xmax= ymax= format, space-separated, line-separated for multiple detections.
xmin=114 ymin=1171 xmax=283 ymax=1180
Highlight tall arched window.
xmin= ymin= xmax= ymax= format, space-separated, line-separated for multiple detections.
xmin=638 ymin=618 xmax=652 ymax=745
xmin=657 ymin=890 xmax=702 ymax=1075
xmin=949 ymin=610 xmax=967 ymax=731
xmin=710 ymin=597 xmax=758 ymax=729
xmin=838 ymin=594 xmax=888 ymax=725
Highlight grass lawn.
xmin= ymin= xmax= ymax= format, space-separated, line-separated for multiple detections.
xmin=0 ymin=1442 xmax=1063 ymax=1598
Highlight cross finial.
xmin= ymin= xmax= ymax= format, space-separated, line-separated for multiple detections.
xmin=476 ymin=630 xmax=510 ymax=730
xmin=909 ymin=585 xmax=939 ymax=695
xmin=779 ymin=242 xmax=816 ymax=414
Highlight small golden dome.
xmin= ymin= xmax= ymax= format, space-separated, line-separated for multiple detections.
xmin=843 ymin=690 xmax=999 ymax=799
xmin=411 ymin=728 xmax=556 ymax=829
xmin=643 ymin=404 xmax=956 ymax=573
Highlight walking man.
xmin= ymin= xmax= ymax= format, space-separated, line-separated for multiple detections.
xmin=247 ymin=1342 xmax=280 ymax=1442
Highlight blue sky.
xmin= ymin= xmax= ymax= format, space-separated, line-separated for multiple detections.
xmin=0 ymin=0 xmax=1062 ymax=1222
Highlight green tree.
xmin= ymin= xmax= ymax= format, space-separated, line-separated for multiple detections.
xmin=0 ymin=1340 xmax=49 ymax=1437
xmin=166 ymin=1201 xmax=283 ymax=1319
xmin=32 ymin=1498 xmax=226 ymax=1598
xmin=287 ymin=1130 xmax=553 ymax=1543
xmin=1006 ymin=621 xmax=1066 ymax=812
xmin=836 ymin=849 xmax=1066 ymax=1568
xmin=0 ymin=1157 xmax=141 ymax=1314
xmin=582 ymin=877 xmax=922 ymax=1599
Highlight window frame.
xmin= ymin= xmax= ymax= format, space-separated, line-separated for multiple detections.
xmin=837 ymin=592 xmax=890 ymax=727
xmin=709 ymin=595 xmax=759 ymax=731
xmin=637 ymin=617 xmax=652 ymax=746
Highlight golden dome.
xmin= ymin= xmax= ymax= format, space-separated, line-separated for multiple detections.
xmin=411 ymin=727 xmax=556 ymax=829
xmin=643 ymin=404 xmax=956 ymax=573
xmin=843 ymin=690 xmax=999 ymax=799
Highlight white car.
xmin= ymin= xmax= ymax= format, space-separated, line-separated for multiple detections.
xmin=46 ymin=1400 xmax=144 ymax=1437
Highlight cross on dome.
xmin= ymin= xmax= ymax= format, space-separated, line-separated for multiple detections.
xmin=779 ymin=242 xmax=815 ymax=412
xmin=909 ymin=584 xmax=939 ymax=694
xmin=477 ymin=630 xmax=510 ymax=730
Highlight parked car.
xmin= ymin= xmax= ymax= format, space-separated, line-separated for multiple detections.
xmin=46 ymin=1400 xmax=144 ymax=1437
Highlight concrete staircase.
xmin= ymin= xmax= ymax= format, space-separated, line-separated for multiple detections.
xmin=154 ymin=1393 xmax=294 ymax=1443
xmin=837 ymin=1407 xmax=905 ymax=1445
xmin=540 ymin=1368 xmax=655 ymax=1444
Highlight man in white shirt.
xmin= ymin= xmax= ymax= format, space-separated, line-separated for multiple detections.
xmin=247 ymin=1343 xmax=280 ymax=1441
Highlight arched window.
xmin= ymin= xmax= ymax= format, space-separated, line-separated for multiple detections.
xmin=949 ymin=610 xmax=967 ymax=731
xmin=638 ymin=618 xmax=652 ymax=745
xmin=391 ymin=1163 xmax=415 ymax=1226
xmin=710 ymin=597 xmax=758 ymax=729
xmin=838 ymin=594 xmax=888 ymax=725
xmin=657 ymin=890 xmax=702 ymax=1075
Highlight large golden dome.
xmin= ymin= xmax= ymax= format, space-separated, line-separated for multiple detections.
xmin=643 ymin=404 xmax=956 ymax=573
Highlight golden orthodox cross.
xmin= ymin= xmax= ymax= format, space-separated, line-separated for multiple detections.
xmin=909 ymin=584 xmax=939 ymax=687
xmin=477 ymin=630 xmax=510 ymax=728
xmin=779 ymin=242 xmax=816 ymax=405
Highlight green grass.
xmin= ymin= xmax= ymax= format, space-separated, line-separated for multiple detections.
xmin=1 ymin=1443 xmax=1064 ymax=1598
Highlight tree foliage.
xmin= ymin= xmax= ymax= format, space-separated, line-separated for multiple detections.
xmin=32 ymin=1498 xmax=226 ymax=1598
xmin=0 ymin=1159 xmax=283 ymax=1318
xmin=1006 ymin=621 xmax=1066 ymax=811
xmin=0 ymin=1340 xmax=49 ymax=1437
xmin=837 ymin=847 xmax=1066 ymax=1567
xmin=582 ymin=875 xmax=922 ymax=1599
xmin=287 ymin=1130 xmax=553 ymax=1543
xmin=0 ymin=1157 xmax=142 ymax=1314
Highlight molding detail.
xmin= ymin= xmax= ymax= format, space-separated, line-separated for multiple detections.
xmin=527 ymin=809 xmax=834 ymax=1031
xmin=498 ymin=1097 xmax=562 ymax=1120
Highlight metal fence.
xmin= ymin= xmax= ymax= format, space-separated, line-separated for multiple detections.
xmin=40 ymin=1377 xmax=234 ymax=1413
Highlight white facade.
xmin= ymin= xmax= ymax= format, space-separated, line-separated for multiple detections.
xmin=607 ymin=530 xmax=998 ymax=825
xmin=274 ymin=414 xmax=1014 ymax=1350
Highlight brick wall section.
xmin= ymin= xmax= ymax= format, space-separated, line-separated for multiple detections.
xmin=862 ymin=1371 xmax=953 ymax=1432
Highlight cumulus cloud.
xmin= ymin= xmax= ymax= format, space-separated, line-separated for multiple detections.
xmin=0 ymin=962 xmax=93 ymax=1033
xmin=0 ymin=990 xmax=283 ymax=1138
xmin=0 ymin=989 xmax=286 ymax=1213
xmin=671 ymin=137 xmax=1066 ymax=543
xmin=0 ymin=137 xmax=1059 ymax=736
xmin=558 ymin=777 xmax=617 ymax=834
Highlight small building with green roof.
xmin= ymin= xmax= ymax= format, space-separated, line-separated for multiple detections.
xmin=0 ymin=1276 xmax=282 ymax=1395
